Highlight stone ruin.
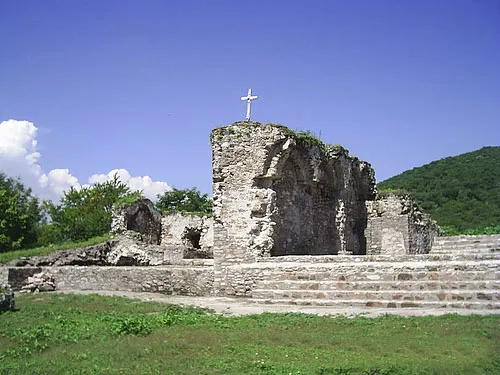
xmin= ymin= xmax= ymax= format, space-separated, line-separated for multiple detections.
xmin=4 ymin=122 xmax=436 ymax=277
xmin=0 ymin=284 xmax=15 ymax=312
xmin=4 ymin=121 xmax=497 ymax=312
xmin=21 ymin=271 xmax=56 ymax=293
xmin=212 ymin=122 xmax=377 ymax=259
xmin=112 ymin=204 xmax=214 ymax=263
xmin=210 ymin=122 xmax=438 ymax=260
xmin=366 ymin=193 xmax=440 ymax=256
xmin=104 ymin=122 xmax=436 ymax=264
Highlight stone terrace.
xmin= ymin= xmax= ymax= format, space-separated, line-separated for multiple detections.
xmin=2 ymin=123 xmax=499 ymax=315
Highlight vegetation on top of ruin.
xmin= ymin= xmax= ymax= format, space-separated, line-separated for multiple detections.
xmin=325 ymin=144 xmax=350 ymax=159
xmin=284 ymin=128 xmax=325 ymax=149
xmin=210 ymin=123 xmax=352 ymax=160
xmin=2 ymin=292 xmax=499 ymax=374
xmin=378 ymin=146 xmax=500 ymax=234
xmin=210 ymin=121 xmax=264 ymax=142
xmin=0 ymin=235 xmax=111 ymax=264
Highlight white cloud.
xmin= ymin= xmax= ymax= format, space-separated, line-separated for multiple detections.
xmin=88 ymin=169 xmax=171 ymax=200
xmin=0 ymin=119 xmax=171 ymax=201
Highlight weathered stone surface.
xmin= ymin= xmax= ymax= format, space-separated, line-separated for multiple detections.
xmin=0 ymin=267 xmax=8 ymax=286
xmin=106 ymin=234 xmax=165 ymax=265
xmin=161 ymin=213 xmax=213 ymax=260
xmin=21 ymin=271 xmax=56 ymax=293
xmin=5 ymin=267 xmax=42 ymax=289
xmin=7 ymin=242 xmax=112 ymax=267
xmin=6 ymin=236 xmax=166 ymax=267
xmin=0 ymin=284 xmax=15 ymax=312
xmin=7 ymin=266 xmax=214 ymax=296
xmin=366 ymin=193 xmax=440 ymax=255
xmin=111 ymin=199 xmax=162 ymax=244
xmin=211 ymin=122 xmax=376 ymax=272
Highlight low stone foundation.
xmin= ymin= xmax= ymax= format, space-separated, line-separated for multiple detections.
xmin=7 ymin=265 xmax=214 ymax=296
xmin=2 ymin=236 xmax=499 ymax=311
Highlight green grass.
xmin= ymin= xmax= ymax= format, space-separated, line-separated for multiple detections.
xmin=440 ymin=225 xmax=500 ymax=236
xmin=1 ymin=293 xmax=499 ymax=374
xmin=0 ymin=235 xmax=111 ymax=264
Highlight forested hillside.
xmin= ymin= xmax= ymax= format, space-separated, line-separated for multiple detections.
xmin=378 ymin=146 xmax=500 ymax=232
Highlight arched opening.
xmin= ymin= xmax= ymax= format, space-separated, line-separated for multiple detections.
xmin=269 ymin=148 xmax=340 ymax=256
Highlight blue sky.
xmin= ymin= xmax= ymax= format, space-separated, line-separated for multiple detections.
xmin=1 ymin=0 xmax=499 ymax=199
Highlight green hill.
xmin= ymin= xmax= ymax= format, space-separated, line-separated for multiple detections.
xmin=377 ymin=146 xmax=500 ymax=233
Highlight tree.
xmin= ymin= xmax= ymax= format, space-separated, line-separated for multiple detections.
xmin=0 ymin=172 xmax=42 ymax=252
xmin=378 ymin=146 xmax=500 ymax=232
xmin=156 ymin=188 xmax=212 ymax=214
xmin=47 ymin=175 xmax=144 ymax=242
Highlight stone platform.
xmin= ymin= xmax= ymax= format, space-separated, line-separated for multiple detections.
xmin=3 ymin=234 xmax=499 ymax=314
xmin=243 ymin=235 xmax=500 ymax=311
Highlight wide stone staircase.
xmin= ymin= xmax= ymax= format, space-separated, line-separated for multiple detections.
xmin=430 ymin=234 xmax=500 ymax=254
xmin=249 ymin=235 xmax=500 ymax=311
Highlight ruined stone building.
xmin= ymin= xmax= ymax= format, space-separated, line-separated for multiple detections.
xmin=2 ymin=122 xmax=498 ymax=311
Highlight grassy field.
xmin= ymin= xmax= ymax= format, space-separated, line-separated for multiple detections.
xmin=0 ymin=235 xmax=111 ymax=265
xmin=0 ymin=293 xmax=499 ymax=374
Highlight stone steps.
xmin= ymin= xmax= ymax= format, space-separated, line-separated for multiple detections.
xmin=431 ymin=236 xmax=500 ymax=252
xmin=254 ymin=265 xmax=500 ymax=283
xmin=432 ymin=241 xmax=499 ymax=248
xmin=255 ymin=279 xmax=500 ymax=292
xmin=248 ymin=247 xmax=500 ymax=310
xmin=248 ymin=297 xmax=500 ymax=310
xmin=434 ymin=234 xmax=500 ymax=242
xmin=433 ymin=241 xmax=500 ymax=248
xmin=430 ymin=247 xmax=500 ymax=254
xmin=251 ymin=289 xmax=499 ymax=303
xmin=431 ymin=248 xmax=500 ymax=253
xmin=433 ymin=240 xmax=499 ymax=248
xmin=260 ymin=253 xmax=500 ymax=262
xmin=429 ymin=247 xmax=500 ymax=260
xmin=432 ymin=236 xmax=500 ymax=250
xmin=431 ymin=243 xmax=499 ymax=250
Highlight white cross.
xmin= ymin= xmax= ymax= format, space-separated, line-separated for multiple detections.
xmin=241 ymin=88 xmax=258 ymax=121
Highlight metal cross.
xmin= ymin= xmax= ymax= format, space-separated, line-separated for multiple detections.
xmin=241 ymin=88 xmax=258 ymax=121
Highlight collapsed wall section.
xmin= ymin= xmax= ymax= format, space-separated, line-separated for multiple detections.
xmin=161 ymin=213 xmax=213 ymax=262
xmin=211 ymin=122 xmax=376 ymax=271
xmin=366 ymin=193 xmax=439 ymax=255
xmin=111 ymin=201 xmax=213 ymax=263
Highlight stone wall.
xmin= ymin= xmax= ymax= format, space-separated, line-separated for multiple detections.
xmin=0 ymin=284 xmax=15 ymax=312
xmin=0 ymin=267 xmax=8 ymax=286
xmin=211 ymin=122 xmax=376 ymax=269
xmin=180 ymin=253 xmax=500 ymax=301
xmin=112 ymin=199 xmax=162 ymax=244
xmin=0 ymin=122 xmax=460 ymax=304
xmin=111 ymin=201 xmax=213 ymax=262
xmin=366 ymin=193 xmax=439 ymax=255
xmin=7 ymin=266 xmax=214 ymax=296
xmin=161 ymin=213 xmax=213 ymax=262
